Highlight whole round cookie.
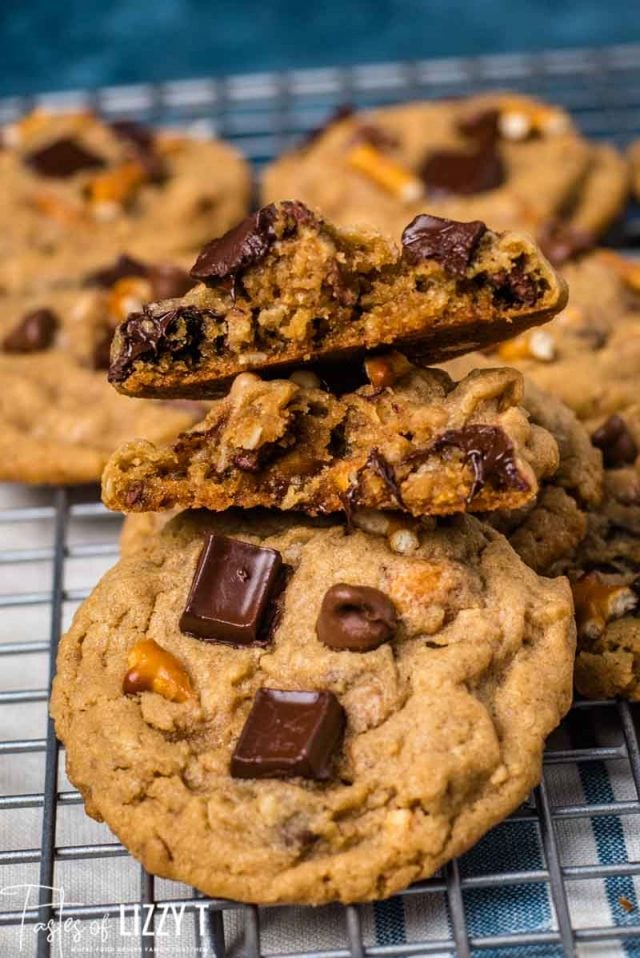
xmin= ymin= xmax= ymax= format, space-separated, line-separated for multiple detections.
xmin=262 ymin=94 xmax=614 ymax=241
xmin=0 ymin=110 xmax=251 ymax=293
xmin=52 ymin=509 xmax=575 ymax=904
xmin=0 ymin=256 xmax=205 ymax=483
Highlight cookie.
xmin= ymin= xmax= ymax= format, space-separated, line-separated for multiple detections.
xmin=262 ymin=94 xmax=596 ymax=241
xmin=0 ymin=110 xmax=251 ymax=293
xmin=108 ymin=201 xmax=567 ymax=398
xmin=102 ymin=361 xmax=559 ymax=519
xmin=51 ymin=509 xmax=574 ymax=905
xmin=0 ymin=255 xmax=204 ymax=483
xmin=484 ymin=380 xmax=603 ymax=574
xmin=453 ymin=251 xmax=640 ymax=430
xmin=551 ymin=416 xmax=640 ymax=700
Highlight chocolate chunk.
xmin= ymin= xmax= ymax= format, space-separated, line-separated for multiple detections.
xmin=366 ymin=448 xmax=406 ymax=508
xmin=85 ymin=254 xmax=149 ymax=288
xmin=421 ymin=144 xmax=505 ymax=197
xmin=402 ymin=214 xmax=487 ymax=278
xmin=108 ymin=303 xmax=211 ymax=383
xmin=591 ymin=415 xmax=638 ymax=468
xmin=110 ymin=119 xmax=154 ymax=151
xmin=456 ymin=109 xmax=501 ymax=145
xmin=190 ymin=202 xmax=317 ymax=284
xmin=230 ymin=688 xmax=345 ymax=780
xmin=430 ymin=425 xmax=528 ymax=500
xmin=190 ymin=206 xmax=279 ymax=283
xmin=147 ymin=264 xmax=194 ymax=301
xmin=2 ymin=308 xmax=59 ymax=353
xmin=316 ymin=583 xmax=397 ymax=652
xmin=538 ymin=221 xmax=594 ymax=266
xmin=489 ymin=258 xmax=541 ymax=308
xmin=25 ymin=137 xmax=105 ymax=178
xmin=179 ymin=533 xmax=285 ymax=646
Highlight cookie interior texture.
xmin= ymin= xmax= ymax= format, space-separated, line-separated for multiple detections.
xmin=51 ymin=510 xmax=574 ymax=904
xmin=108 ymin=201 xmax=567 ymax=398
xmin=102 ymin=363 xmax=559 ymax=518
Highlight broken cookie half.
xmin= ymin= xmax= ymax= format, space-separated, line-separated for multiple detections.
xmin=102 ymin=358 xmax=559 ymax=518
xmin=108 ymin=201 xmax=567 ymax=398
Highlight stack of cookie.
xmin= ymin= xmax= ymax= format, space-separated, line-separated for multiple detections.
xmin=0 ymin=110 xmax=251 ymax=483
xmin=52 ymin=201 xmax=581 ymax=904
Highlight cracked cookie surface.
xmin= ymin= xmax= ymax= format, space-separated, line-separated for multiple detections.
xmin=108 ymin=201 xmax=567 ymax=398
xmin=51 ymin=509 xmax=574 ymax=904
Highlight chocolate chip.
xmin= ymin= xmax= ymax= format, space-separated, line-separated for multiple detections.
xmin=591 ymin=415 xmax=638 ymax=468
xmin=2 ymin=309 xmax=59 ymax=353
xmin=402 ymin=214 xmax=487 ymax=278
xmin=179 ymin=533 xmax=286 ymax=646
xmin=456 ymin=109 xmax=501 ymax=145
xmin=25 ymin=137 xmax=106 ymax=178
xmin=190 ymin=202 xmax=317 ymax=285
xmin=430 ymin=425 xmax=528 ymax=500
xmin=489 ymin=258 xmax=541 ymax=308
xmin=108 ymin=303 xmax=211 ymax=383
xmin=85 ymin=254 xmax=149 ymax=288
xmin=316 ymin=583 xmax=397 ymax=652
xmin=230 ymin=688 xmax=345 ymax=780
xmin=110 ymin=119 xmax=154 ymax=151
xmin=147 ymin=264 xmax=194 ymax=301
xmin=421 ymin=144 xmax=505 ymax=197
xmin=537 ymin=221 xmax=594 ymax=266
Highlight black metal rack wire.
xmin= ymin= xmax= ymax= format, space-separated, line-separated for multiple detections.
xmin=1 ymin=43 xmax=640 ymax=958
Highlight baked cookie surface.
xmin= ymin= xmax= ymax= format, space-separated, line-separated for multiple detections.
xmin=262 ymin=94 xmax=628 ymax=246
xmin=0 ymin=255 xmax=204 ymax=483
xmin=102 ymin=361 xmax=559 ymax=519
xmin=108 ymin=201 xmax=567 ymax=398
xmin=0 ymin=110 xmax=251 ymax=293
xmin=51 ymin=509 xmax=574 ymax=905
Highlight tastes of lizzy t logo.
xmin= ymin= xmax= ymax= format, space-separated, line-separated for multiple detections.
xmin=0 ymin=885 xmax=196 ymax=956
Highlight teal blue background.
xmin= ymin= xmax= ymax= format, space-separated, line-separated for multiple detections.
xmin=1 ymin=0 xmax=639 ymax=96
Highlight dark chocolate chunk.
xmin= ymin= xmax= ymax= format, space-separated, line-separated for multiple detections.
xmin=108 ymin=303 xmax=212 ymax=383
xmin=537 ymin=221 xmax=594 ymax=266
xmin=85 ymin=254 xmax=149 ymax=288
xmin=25 ymin=137 xmax=105 ymax=178
xmin=190 ymin=202 xmax=317 ymax=284
xmin=110 ymin=119 xmax=154 ymax=151
xmin=190 ymin=206 xmax=279 ymax=283
xmin=489 ymin=258 xmax=541 ymax=308
xmin=2 ymin=308 xmax=59 ymax=353
xmin=421 ymin=143 xmax=505 ymax=197
xmin=430 ymin=425 xmax=528 ymax=500
xmin=230 ymin=688 xmax=345 ymax=780
xmin=402 ymin=213 xmax=487 ymax=278
xmin=456 ymin=109 xmax=501 ymax=145
xmin=147 ymin=264 xmax=194 ymax=301
xmin=179 ymin=533 xmax=285 ymax=646
xmin=591 ymin=415 xmax=638 ymax=468
xmin=316 ymin=583 xmax=397 ymax=652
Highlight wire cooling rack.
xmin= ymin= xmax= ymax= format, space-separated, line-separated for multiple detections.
xmin=1 ymin=43 xmax=640 ymax=958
